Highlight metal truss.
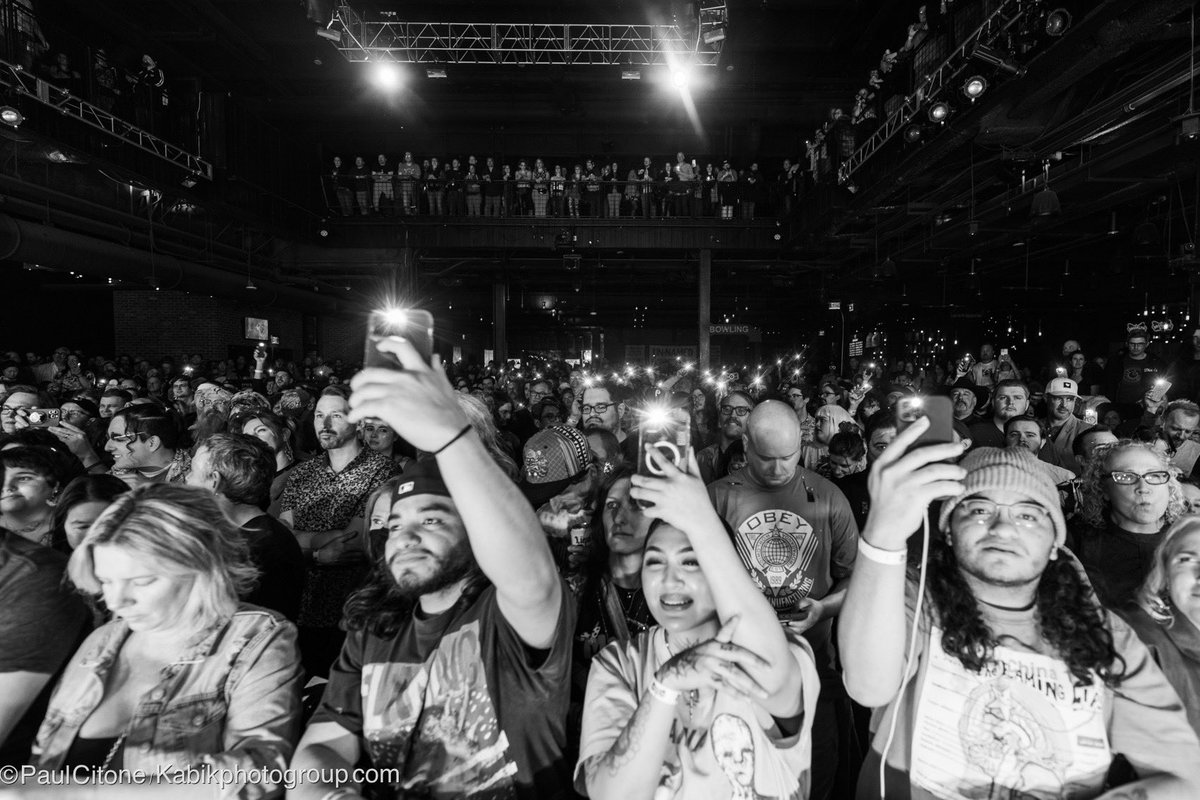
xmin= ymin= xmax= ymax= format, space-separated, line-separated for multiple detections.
xmin=329 ymin=3 xmax=725 ymax=67
xmin=0 ymin=58 xmax=213 ymax=180
xmin=837 ymin=0 xmax=1029 ymax=184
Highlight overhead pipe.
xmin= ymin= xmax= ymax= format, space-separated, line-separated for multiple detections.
xmin=0 ymin=213 xmax=354 ymax=315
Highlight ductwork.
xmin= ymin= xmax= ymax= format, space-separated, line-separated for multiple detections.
xmin=0 ymin=213 xmax=353 ymax=315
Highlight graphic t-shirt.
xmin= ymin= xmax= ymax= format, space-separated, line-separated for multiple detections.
xmin=1109 ymin=354 xmax=1165 ymax=404
xmin=708 ymin=468 xmax=858 ymax=672
xmin=312 ymin=582 xmax=575 ymax=800
xmin=858 ymin=583 xmax=1200 ymax=800
xmin=577 ymin=627 xmax=819 ymax=800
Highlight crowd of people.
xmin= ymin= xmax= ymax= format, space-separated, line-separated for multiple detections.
xmin=323 ymin=151 xmax=800 ymax=220
xmin=2 ymin=318 xmax=1200 ymax=799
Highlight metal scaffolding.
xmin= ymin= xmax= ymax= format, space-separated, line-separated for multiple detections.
xmin=328 ymin=2 xmax=726 ymax=67
xmin=837 ymin=0 xmax=1029 ymax=184
xmin=0 ymin=58 xmax=213 ymax=180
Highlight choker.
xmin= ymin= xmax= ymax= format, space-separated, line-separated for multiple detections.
xmin=977 ymin=597 xmax=1037 ymax=613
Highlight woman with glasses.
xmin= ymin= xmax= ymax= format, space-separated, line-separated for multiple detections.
xmin=1068 ymin=440 xmax=1185 ymax=608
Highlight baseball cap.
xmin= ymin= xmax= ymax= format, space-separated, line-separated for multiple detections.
xmin=392 ymin=460 xmax=452 ymax=501
xmin=520 ymin=424 xmax=591 ymax=507
xmin=1044 ymin=377 xmax=1078 ymax=398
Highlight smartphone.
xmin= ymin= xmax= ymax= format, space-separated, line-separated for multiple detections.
xmin=1148 ymin=378 xmax=1172 ymax=402
xmin=26 ymin=408 xmax=61 ymax=427
xmin=636 ymin=403 xmax=692 ymax=487
xmin=1083 ymin=409 xmax=1098 ymax=424
xmin=895 ymin=396 xmax=954 ymax=453
xmin=1055 ymin=366 xmax=1067 ymax=377
xmin=365 ymin=308 xmax=434 ymax=368
xmin=1000 ymin=348 xmax=1009 ymax=359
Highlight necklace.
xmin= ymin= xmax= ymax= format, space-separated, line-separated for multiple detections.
xmin=977 ymin=596 xmax=1037 ymax=613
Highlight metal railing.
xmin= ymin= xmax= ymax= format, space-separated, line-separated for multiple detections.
xmin=0 ymin=57 xmax=213 ymax=180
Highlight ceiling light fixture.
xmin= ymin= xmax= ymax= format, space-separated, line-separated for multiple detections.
xmin=0 ymin=106 xmax=23 ymax=128
xmin=426 ymin=67 xmax=447 ymax=79
xmin=903 ymin=124 xmax=924 ymax=143
xmin=1030 ymin=162 xmax=1060 ymax=217
xmin=972 ymin=44 xmax=1025 ymax=77
xmin=962 ymin=75 xmax=988 ymax=101
xmin=1044 ymin=8 xmax=1072 ymax=37
xmin=928 ymin=100 xmax=953 ymax=123
xmin=621 ymin=70 xmax=642 ymax=80
xmin=316 ymin=26 xmax=342 ymax=42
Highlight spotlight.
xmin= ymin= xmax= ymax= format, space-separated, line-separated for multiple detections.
xmin=180 ymin=174 xmax=198 ymax=189
xmin=669 ymin=66 xmax=692 ymax=89
xmin=316 ymin=26 xmax=342 ymax=42
xmin=621 ymin=70 xmax=642 ymax=80
xmin=702 ymin=27 xmax=726 ymax=44
xmin=425 ymin=67 xmax=447 ymax=79
xmin=962 ymin=75 xmax=988 ymax=101
xmin=370 ymin=62 xmax=401 ymax=91
xmin=1044 ymin=8 xmax=1072 ymax=37
xmin=318 ymin=219 xmax=331 ymax=238
xmin=928 ymin=101 xmax=953 ymax=124
xmin=0 ymin=106 xmax=23 ymax=128
xmin=972 ymin=44 xmax=1024 ymax=77
xmin=903 ymin=124 xmax=924 ymax=144
xmin=245 ymin=278 xmax=258 ymax=291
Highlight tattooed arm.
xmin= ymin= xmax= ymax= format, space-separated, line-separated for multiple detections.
xmin=581 ymin=691 xmax=677 ymax=800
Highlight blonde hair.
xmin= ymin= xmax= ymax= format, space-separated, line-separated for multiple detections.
xmin=1137 ymin=515 xmax=1200 ymax=624
xmin=1077 ymin=440 xmax=1183 ymax=528
xmin=455 ymin=394 xmax=518 ymax=479
xmin=68 ymin=483 xmax=258 ymax=634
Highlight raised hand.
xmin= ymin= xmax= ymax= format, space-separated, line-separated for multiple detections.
xmin=655 ymin=617 xmax=770 ymax=703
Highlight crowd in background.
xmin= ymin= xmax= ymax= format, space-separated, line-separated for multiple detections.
xmin=2 ymin=318 xmax=1200 ymax=798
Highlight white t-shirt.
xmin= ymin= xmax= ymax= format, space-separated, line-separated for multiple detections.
xmin=577 ymin=626 xmax=819 ymax=800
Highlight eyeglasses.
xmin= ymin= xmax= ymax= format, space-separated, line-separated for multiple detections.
xmin=956 ymin=498 xmax=1052 ymax=528
xmin=581 ymin=403 xmax=612 ymax=415
xmin=821 ymin=391 xmax=838 ymax=398
xmin=107 ymin=432 xmax=143 ymax=445
xmin=719 ymin=405 xmax=751 ymax=417
xmin=1106 ymin=470 xmax=1171 ymax=486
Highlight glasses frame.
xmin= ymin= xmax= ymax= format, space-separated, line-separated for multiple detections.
xmin=1105 ymin=470 xmax=1171 ymax=486
xmin=719 ymin=405 xmax=751 ymax=417
xmin=955 ymin=498 xmax=1053 ymax=529
xmin=581 ymin=402 xmax=613 ymax=415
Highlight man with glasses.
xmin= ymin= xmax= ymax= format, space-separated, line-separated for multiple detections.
xmin=696 ymin=389 xmax=755 ymax=484
xmin=513 ymin=379 xmax=555 ymax=443
xmin=842 ymin=442 xmax=1200 ymax=799
xmin=708 ymin=400 xmax=858 ymax=800
xmin=1108 ymin=324 xmax=1165 ymax=408
xmin=0 ymin=386 xmax=51 ymax=434
xmin=104 ymin=404 xmax=190 ymax=488
xmin=1158 ymin=399 xmax=1200 ymax=477
xmin=578 ymin=383 xmax=626 ymax=445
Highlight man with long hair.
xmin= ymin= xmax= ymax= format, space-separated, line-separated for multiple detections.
xmin=840 ymin=426 xmax=1200 ymax=799
xmin=291 ymin=336 xmax=572 ymax=800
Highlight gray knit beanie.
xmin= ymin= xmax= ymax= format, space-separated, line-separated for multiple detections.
xmin=938 ymin=447 xmax=1067 ymax=546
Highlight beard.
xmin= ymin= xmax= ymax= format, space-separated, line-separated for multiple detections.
xmin=318 ymin=427 xmax=355 ymax=450
xmin=390 ymin=537 xmax=478 ymax=599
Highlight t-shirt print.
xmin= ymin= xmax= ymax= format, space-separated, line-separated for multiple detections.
xmin=910 ymin=627 xmax=1110 ymax=800
xmin=732 ymin=508 xmax=821 ymax=611
xmin=361 ymin=621 xmax=519 ymax=799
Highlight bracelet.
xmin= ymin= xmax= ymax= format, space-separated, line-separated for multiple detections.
xmin=647 ymin=677 xmax=681 ymax=705
xmin=858 ymin=537 xmax=908 ymax=566
xmin=431 ymin=424 xmax=473 ymax=455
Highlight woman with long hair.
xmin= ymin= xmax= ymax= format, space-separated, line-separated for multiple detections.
xmin=233 ymin=410 xmax=298 ymax=517
xmin=47 ymin=473 xmax=130 ymax=553
xmin=23 ymin=484 xmax=302 ymax=797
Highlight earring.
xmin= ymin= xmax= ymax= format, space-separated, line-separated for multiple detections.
xmin=1049 ymin=547 xmax=1058 ymax=561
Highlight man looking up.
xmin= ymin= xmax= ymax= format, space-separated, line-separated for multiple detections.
xmin=841 ymin=438 xmax=1200 ymax=799
xmin=968 ymin=379 xmax=1029 ymax=449
xmin=708 ymin=399 xmax=858 ymax=800
xmin=695 ymin=390 xmax=755 ymax=484
xmin=279 ymin=385 xmax=400 ymax=675
xmin=292 ymin=336 xmax=572 ymax=800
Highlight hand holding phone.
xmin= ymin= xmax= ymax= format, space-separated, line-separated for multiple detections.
xmin=1147 ymin=378 xmax=1172 ymax=403
xmin=365 ymin=308 xmax=434 ymax=369
xmin=895 ymin=396 xmax=955 ymax=454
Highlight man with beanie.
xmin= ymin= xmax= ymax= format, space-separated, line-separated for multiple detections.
xmin=840 ymin=425 xmax=1200 ymax=799
xmin=292 ymin=336 xmax=574 ymax=800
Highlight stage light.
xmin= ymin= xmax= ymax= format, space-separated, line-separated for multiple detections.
xmin=370 ymin=62 xmax=401 ymax=91
xmin=928 ymin=101 xmax=952 ymax=124
xmin=903 ymin=124 xmax=924 ymax=143
xmin=0 ymin=106 xmax=23 ymax=128
xmin=962 ymin=75 xmax=987 ymax=101
xmin=621 ymin=70 xmax=642 ymax=80
xmin=669 ymin=66 xmax=692 ymax=89
xmin=426 ymin=67 xmax=447 ymax=79
xmin=1045 ymin=8 xmax=1072 ymax=37
xmin=316 ymin=26 xmax=342 ymax=43
xmin=702 ymin=27 xmax=726 ymax=44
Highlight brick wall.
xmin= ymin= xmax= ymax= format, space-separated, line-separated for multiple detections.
xmin=320 ymin=315 xmax=365 ymax=365
xmin=113 ymin=290 xmax=304 ymax=361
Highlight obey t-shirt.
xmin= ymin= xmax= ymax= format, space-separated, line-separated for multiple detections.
xmin=313 ymin=582 xmax=575 ymax=799
xmin=708 ymin=468 xmax=858 ymax=672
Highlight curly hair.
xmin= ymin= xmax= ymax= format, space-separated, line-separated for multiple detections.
xmin=1136 ymin=515 xmax=1200 ymax=625
xmin=342 ymin=549 xmax=487 ymax=637
xmin=1077 ymin=439 xmax=1183 ymax=528
xmin=924 ymin=538 xmax=1125 ymax=686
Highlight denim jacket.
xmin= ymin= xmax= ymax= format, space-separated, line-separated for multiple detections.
xmin=33 ymin=605 xmax=303 ymax=799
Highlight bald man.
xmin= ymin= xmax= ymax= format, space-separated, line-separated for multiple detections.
xmin=707 ymin=399 xmax=858 ymax=800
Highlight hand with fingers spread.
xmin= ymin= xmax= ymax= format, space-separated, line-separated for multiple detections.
xmin=48 ymin=420 xmax=101 ymax=464
xmin=863 ymin=415 xmax=968 ymax=551
xmin=347 ymin=336 xmax=471 ymax=453
xmin=655 ymin=617 xmax=771 ymax=703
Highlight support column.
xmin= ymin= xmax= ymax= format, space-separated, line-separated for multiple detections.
xmin=698 ymin=248 xmax=712 ymax=370
xmin=393 ymin=246 xmax=416 ymax=305
xmin=493 ymin=280 xmax=508 ymax=364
